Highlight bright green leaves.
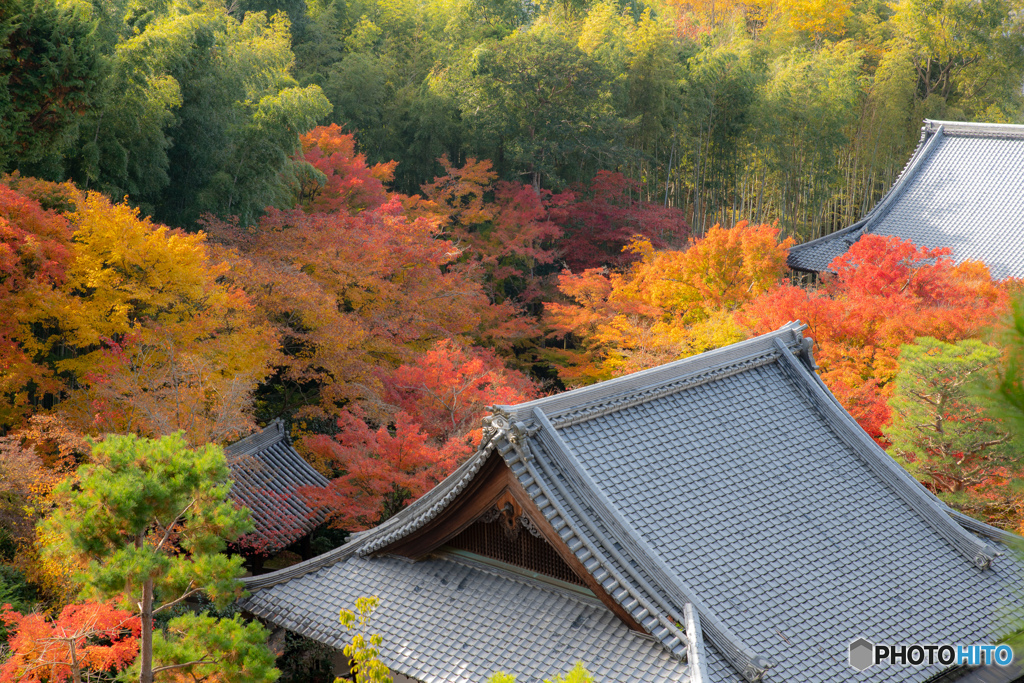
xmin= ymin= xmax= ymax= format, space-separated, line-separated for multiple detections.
xmin=890 ymin=0 xmax=1024 ymax=112
xmin=438 ymin=22 xmax=620 ymax=190
xmin=41 ymin=432 xmax=274 ymax=683
xmin=147 ymin=613 xmax=280 ymax=683
xmin=886 ymin=338 xmax=1013 ymax=495
xmin=486 ymin=662 xmax=596 ymax=683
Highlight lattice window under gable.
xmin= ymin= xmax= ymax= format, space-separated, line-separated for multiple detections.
xmin=447 ymin=506 xmax=587 ymax=587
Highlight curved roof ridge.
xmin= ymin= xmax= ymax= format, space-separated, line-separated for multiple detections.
xmin=788 ymin=121 xmax=941 ymax=273
xmin=772 ymin=338 xmax=1000 ymax=568
xmin=224 ymin=418 xmax=288 ymax=458
xmin=856 ymin=123 xmax=945 ymax=235
xmin=684 ymin=604 xmax=709 ymax=683
xmin=786 ymin=216 xmax=868 ymax=259
xmin=242 ymin=442 xmax=499 ymax=590
xmin=498 ymin=322 xmax=807 ymax=423
xmin=515 ymin=430 xmax=692 ymax=661
xmin=529 ymin=408 xmax=773 ymax=682
xmin=947 ymin=509 xmax=1024 ymax=546
xmin=925 ymin=119 xmax=1024 ymax=138
xmin=549 ymin=352 xmax=781 ymax=429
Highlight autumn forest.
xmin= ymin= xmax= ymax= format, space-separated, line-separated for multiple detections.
xmin=3 ymin=0 xmax=1024 ymax=678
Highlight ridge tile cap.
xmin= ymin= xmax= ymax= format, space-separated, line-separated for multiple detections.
xmin=924 ymin=119 xmax=1024 ymax=138
xmin=497 ymin=323 xmax=806 ymax=422
xmin=224 ymin=418 xmax=288 ymax=458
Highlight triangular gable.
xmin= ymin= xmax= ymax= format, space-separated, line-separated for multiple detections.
xmin=372 ymin=451 xmax=645 ymax=631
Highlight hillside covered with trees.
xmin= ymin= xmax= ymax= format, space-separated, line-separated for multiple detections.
xmin=3 ymin=0 xmax=1024 ymax=679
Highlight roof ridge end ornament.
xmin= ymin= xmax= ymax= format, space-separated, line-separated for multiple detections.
xmin=482 ymin=408 xmax=538 ymax=461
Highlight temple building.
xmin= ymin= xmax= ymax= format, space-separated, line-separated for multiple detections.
xmin=788 ymin=120 xmax=1024 ymax=279
xmin=239 ymin=324 xmax=1024 ymax=682
xmin=226 ymin=419 xmax=330 ymax=567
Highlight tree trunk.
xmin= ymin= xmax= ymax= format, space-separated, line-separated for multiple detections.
xmin=68 ymin=641 xmax=82 ymax=683
xmin=140 ymin=578 xmax=155 ymax=683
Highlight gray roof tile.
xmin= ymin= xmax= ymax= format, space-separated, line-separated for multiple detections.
xmin=226 ymin=419 xmax=330 ymax=554
xmin=243 ymin=553 xmax=692 ymax=683
xmin=788 ymin=120 xmax=1024 ymax=278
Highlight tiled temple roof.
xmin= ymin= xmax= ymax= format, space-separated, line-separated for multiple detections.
xmin=226 ymin=419 xmax=329 ymax=554
xmin=241 ymin=325 xmax=1024 ymax=682
xmin=788 ymin=120 xmax=1024 ymax=279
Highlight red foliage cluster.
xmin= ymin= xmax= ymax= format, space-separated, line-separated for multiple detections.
xmin=301 ymin=340 xmax=538 ymax=531
xmin=0 ymin=180 xmax=75 ymax=426
xmin=298 ymin=124 xmax=397 ymax=214
xmin=741 ymin=235 xmax=1007 ymax=440
xmin=383 ymin=339 xmax=538 ymax=446
xmin=302 ymin=410 xmax=465 ymax=531
xmin=556 ymin=170 xmax=690 ymax=271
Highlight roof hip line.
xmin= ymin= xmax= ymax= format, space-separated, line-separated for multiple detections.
xmin=684 ymin=603 xmax=709 ymax=683
xmin=856 ymin=124 xmax=945 ymax=236
xmin=515 ymin=430 xmax=691 ymax=660
xmin=772 ymin=338 xmax=999 ymax=569
xmin=530 ymin=407 xmax=773 ymax=683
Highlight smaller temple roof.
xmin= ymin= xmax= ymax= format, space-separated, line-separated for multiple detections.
xmin=788 ymin=120 xmax=1024 ymax=279
xmin=225 ymin=419 xmax=329 ymax=554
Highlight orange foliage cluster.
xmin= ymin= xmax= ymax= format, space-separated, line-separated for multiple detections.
xmin=741 ymin=235 xmax=1007 ymax=441
xmin=303 ymin=340 xmax=537 ymax=531
xmin=298 ymin=124 xmax=397 ymax=214
xmin=0 ymin=181 xmax=74 ymax=428
xmin=0 ymin=602 xmax=140 ymax=683
xmin=547 ymin=221 xmax=792 ymax=382
xmin=4 ymin=121 xmax=1012 ymax=537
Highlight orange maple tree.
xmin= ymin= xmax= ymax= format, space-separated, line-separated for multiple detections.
xmin=419 ymin=155 xmax=567 ymax=304
xmin=740 ymin=234 xmax=1007 ymax=440
xmin=382 ymin=339 xmax=538 ymax=447
xmin=206 ymin=133 xmax=534 ymax=423
xmin=302 ymin=409 xmax=466 ymax=531
xmin=0 ymin=178 xmax=276 ymax=443
xmin=296 ymin=124 xmax=397 ymax=214
xmin=301 ymin=341 xmax=538 ymax=530
xmin=0 ymin=602 xmax=140 ymax=683
xmin=0 ymin=178 xmax=75 ymax=430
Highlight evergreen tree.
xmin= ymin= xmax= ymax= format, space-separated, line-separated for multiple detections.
xmin=43 ymin=433 xmax=278 ymax=683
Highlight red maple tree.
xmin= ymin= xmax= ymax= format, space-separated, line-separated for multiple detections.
xmin=741 ymin=234 xmax=1008 ymax=440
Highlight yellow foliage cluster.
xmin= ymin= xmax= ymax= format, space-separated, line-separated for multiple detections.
xmin=3 ymin=182 xmax=277 ymax=445
xmin=546 ymin=222 xmax=793 ymax=383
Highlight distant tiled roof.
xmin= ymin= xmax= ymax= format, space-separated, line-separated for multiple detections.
xmin=226 ymin=419 xmax=330 ymax=554
xmin=788 ymin=120 xmax=1024 ymax=278
xmin=241 ymin=325 xmax=1024 ymax=682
